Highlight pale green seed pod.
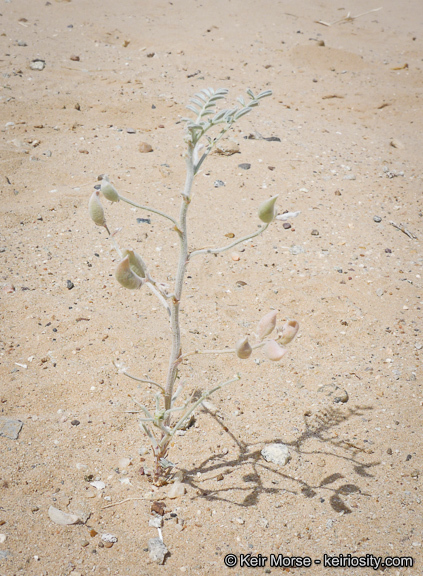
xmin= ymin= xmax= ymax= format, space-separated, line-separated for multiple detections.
xmin=256 ymin=310 xmax=277 ymax=341
xmin=258 ymin=194 xmax=278 ymax=223
xmin=278 ymin=320 xmax=299 ymax=345
xmin=122 ymin=249 xmax=147 ymax=278
xmin=263 ymin=340 xmax=287 ymax=362
xmin=115 ymin=256 xmax=144 ymax=289
xmin=235 ymin=336 xmax=252 ymax=359
xmin=89 ymin=190 xmax=110 ymax=233
xmin=101 ymin=178 xmax=120 ymax=203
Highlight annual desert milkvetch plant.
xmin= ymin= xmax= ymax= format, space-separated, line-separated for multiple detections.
xmin=88 ymin=88 xmax=300 ymax=485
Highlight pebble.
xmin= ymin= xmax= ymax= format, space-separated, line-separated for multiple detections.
xmin=318 ymin=383 xmax=349 ymax=403
xmin=89 ymin=529 xmax=98 ymax=537
xmin=343 ymin=174 xmax=356 ymax=180
xmin=0 ymin=535 xmax=6 ymax=544
xmin=373 ymin=215 xmax=382 ymax=223
xmin=238 ymin=163 xmax=251 ymax=170
xmin=0 ymin=418 xmax=23 ymax=440
xmin=149 ymin=516 xmax=163 ymax=528
xmin=101 ymin=533 xmax=118 ymax=544
xmin=104 ymin=542 xmax=114 ymax=549
xmin=0 ymin=551 xmax=9 ymax=560
xmin=90 ymin=481 xmax=105 ymax=490
xmin=261 ymin=443 xmax=291 ymax=466
xmin=139 ymin=142 xmax=153 ymax=153
xmin=30 ymin=59 xmax=46 ymax=71
xmin=17 ymin=40 xmax=27 ymax=46
xmin=70 ymin=55 xmax=80 ymax=61
xmin=290 ymin=245 xmax=305 ymax=255
xmin=148 ymin=537 xmax=168 ymax=564
xmin=118 ymin=457 xmax=131 ymax=469
xmin=311 ymin=229 xmax=319 ymax=236
xmin=126 ymin=128 xmax=136 ymax=134
xmin=67 ymin=280 xmax=74 ymax=290
xmin=151 ymin=501 xmax=166 ymax=516
xmin=214 ymin=180 xmax=225 ymax=187
xmin=283 ymin=222 xmax=291 ymax=229
xmin=48 ymin=506 xmax=81 ymax=526
xmin=71 ymin=419 xmax=80 ymax=426
xmin=3 ymin=284 xmax=15 ymax=294
xmin=231 ymin=252 xmax=241 ymax=261
xmin=168 ymin=482 xmax=186 ymax=499
xmin=390 ymin=138 xmax=404 ymax=149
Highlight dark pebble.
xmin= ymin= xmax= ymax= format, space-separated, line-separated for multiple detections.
xmin=238 ymin=163 xmax=251 ymax=170
xmin=387 ymin=448 xmax=392 ymax=455
xmin=151 ymin=501 xmax=166 ymax=516
xmin=283 ymin=222 xmax=291 ymax=229
xmin=263 ymin=136 xmax=281 ymax=142
xmin=373 ymin=216 xmax=382 ymax=223
xmin=71 ymin=419 xmax=80 ymax=426
xmin=214 ymin=180 xmax=225 ymax=188
xmin=126 ymin=128 xmax=136 ymax=134
xmin=136 ymin=217 xmax=151 ymax=224
xmin=406 ymin=454 xmax=412 ymax=461
xmin=385 ymin=248 xmax=392 ymax=253
xmin=170 ymin=512 xmax=177 ymax=517
xmin=311 ymin=229 xmax=319 ymax=236
xmin=66 ymin=280 xmax=74 ymax=290
xmin=152 ymin=104 xmax=156 ymax=109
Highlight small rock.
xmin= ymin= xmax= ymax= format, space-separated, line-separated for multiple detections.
xmin=0 ymin=418 xmax=23 ymax=440
xmin=118 ymin=457 xmax=131 ymax=469
xmin=149 ymin=516 xmax=163 ymax=528
xmin=90 ymin=481 xmax=105 ymax=490
xmin=390 ymin=138 xmax=404 ymax=149
xmin=216 ymin=473 xmax=224 ymax=481
xmin=104 ymin=542 xmax=114 ymax=549
xmin=148 ymin=537 xmax=168 ymax=564
xmin=168 ymin=482 xmax=186 ymax=499
xmin=89 ymin=528 xmax=98 ymax=537
xmin=231 ymin=252 xmax=241 ymax=261
xmin=261 ymin=443 xmax=291 ymax=466
xmin=138 ymin=142 xmax=153 ymax=153
xmin=70 ymin=55 xmax=80 ymax=61
xmin=318 ymin=383 xmax=349 ymax=403
xmin=151 ymin=501 xmax=165 ymax=516
xmin=373 ymin=216 xmax=382 ymax=223
xmin=71 ymin=420 xmax=80 ymax=426
xmin=214 ymin=179 xmax=225 ymax=188
xmin=283 ymin=222 xmax=291 ymax=229
xmin=235 ymin=518 xmax=245 ymax=525
xmin=0 ymin=534 xmax=6 ymax=544
xmin=311 ymin=229 xmax=319 ymax=236
xmin=376 ymin=288 xmax=384 ymax=297
xmin=81 ymin=540 xmax=89 ymax=548
xmin=343 ymin=174 xmax=356 ymax=180
xmin=0 ymin=550 xmax=10 ymax=560
xmin=290 ymin=245 xmax=305 ymax=255
xmin=48 ymin=506 xmax=81 ymax=526
xmin=101 ymin=533 xmax=118 ymax=544
xmin=238 ymin=163 xmax=251 ymax=170
xmin=66 ymin=280 xmax=74 ymax=290
xmin=411 ymin=470 xmax=420 ymax=478
xmin=263 ymin=136 xmax=281 ymax=142
xmin=30 ymin=60 xmax=46 ymax=71
xmin=334 ymin=190 xmax=341 ymax=196
xmin=3 ymin=284 xmax=15 ymax=294
xmin=126 ymin=128 xmax=136 ymax=134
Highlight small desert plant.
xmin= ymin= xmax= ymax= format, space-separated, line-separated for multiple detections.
xmin=88 ymin=87 xmax=299 ymax=485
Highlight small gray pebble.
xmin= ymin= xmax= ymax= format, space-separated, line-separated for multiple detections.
xmin=214 ymin=180 xmax=225 ymax=188
xmin=238 ymin=163 xmax=251 ymax=170
xmin=311 ymin=229 xmax=319 ymax=236
xmin=126 ymin=128 xmax=136 ymax=134
xmin=373 ymin=216 xmax=382 ymax=223
xmin=66 ymin=280 xmax=74 ymax=290
xmin=283 ymin=222 xmax=291 ymax=229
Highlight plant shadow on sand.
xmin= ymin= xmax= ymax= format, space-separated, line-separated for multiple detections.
xmin=180 ymin=403 xmax=378 ymax=514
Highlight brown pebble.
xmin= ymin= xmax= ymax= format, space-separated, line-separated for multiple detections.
xmin=231 ymin=252 xmax=241 ymax=261
xmin=335 ymin=190 xmax=341 ymax=196
xmin=104 ymin=542 xmax=114 ymax=549
xmin=89 ymin=529 xmax=98 ymax=537
xmin=0 ymin=520 xmax=5 ymax=526
xmin=75 ymin=103 xmax=81 ymax=111
xmin=311 ymin=229 xmax=319 ymax=236
xmin=70 ymin=55 xmax=80 ymax=61
xmin=138 ymin=142 xmax=153 ymax=153
xmin=81 ymin=540 xmax=89 ymax=548
xmin=151 ymin=501 xmax=165 ymax=516
xmin=225 ymin=232 xmax=235 ymax=238
xmin=268 ymin=166 xmax=275 ymax=171
xmin=386 ymin=448 xmax=392 ymax=455
xmin=216 ymin=474 xmax=224 ymax=481
xmin=98 ymin=541 xmax=104 ymax=548
xmin=317 ymin=40 xmax=325 ymax=46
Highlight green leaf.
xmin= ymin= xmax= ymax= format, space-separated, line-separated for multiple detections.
xmin=186 ymin=104 xmax=199 ymax=114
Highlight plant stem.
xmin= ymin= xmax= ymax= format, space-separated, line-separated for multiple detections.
xmin=189 ymin=223 xmax=269 ymax=259
xmin=119 ymin=195 xmax=178 ymax=226
xmin=164 ymin=150 xmax=194 ymax=412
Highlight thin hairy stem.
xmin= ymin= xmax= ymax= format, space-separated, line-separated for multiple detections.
xmin=189 ymin=223 xmax=269 ymax=259
xmin=119 ymin=194 xmax=178 ymax=226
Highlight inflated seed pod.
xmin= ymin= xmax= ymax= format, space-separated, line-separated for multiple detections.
xmin=88 ymin=190 xmax=110 ymax=234
xmin=256 ymin=310 xmax=277 ymax=341
xmin=278 ymin=320 xmax=299 ymax=345
xmin=258 ymin=194 xmax=278 ymax=223
xmin=235 ymin=336 xmax=252 ymax=359
xmin=101 ymin=178 xmax=120 ymax=202
xmin=263 ymin=340 xmax=288 ymax=362
xmin=122 ymin=249 xmax=147 ymax=278
xmin=115 ymin=256 xmax=144 ymax=289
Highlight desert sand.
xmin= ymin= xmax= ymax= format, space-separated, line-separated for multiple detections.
xmin=1 ymin=0 xmax=422 ymax=574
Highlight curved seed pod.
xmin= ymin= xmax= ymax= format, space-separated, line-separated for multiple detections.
xmin=122 ymin=249 xmax=147 ymax=278
xmin=115 ymin=256 xmax=144 ymax=289
xmin=256 ymin=310 xmax=277 ymax=341
xmin=278 ymin=320 xmax=299 ymax=345
xmin=263 ymin=340 xmax=288 ymax=362
xmin=258 ymin=194 xmax=278 ymax=223
xmin=89 ymin=190 xmax=110 ymax=233
xmin=235 ymin=336 xmax=252 ymax=359
xmin=101 ymin=178 xmax=120 ymax=202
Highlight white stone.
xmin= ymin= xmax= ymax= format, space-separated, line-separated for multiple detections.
xmin=48 ymin=506 xmax=81 ymax=526
xmin=168 ymin=482 xmax=186 ymax=499
xmin=261 ymin=443 xmax=291 ymax=466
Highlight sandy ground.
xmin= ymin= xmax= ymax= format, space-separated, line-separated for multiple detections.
xmin=1 ymin=0 xmax=422 ymax=574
